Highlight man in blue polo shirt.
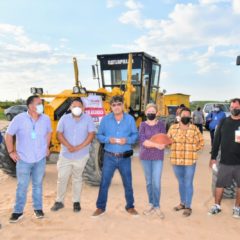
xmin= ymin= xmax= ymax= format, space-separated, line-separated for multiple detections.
xmin=92 ymin=95 xmax=138 ymax=217
xmin=51 ymin=98 xmax=95 ymax=212
xmin=5 ymin=95 xmax=52 ymax=223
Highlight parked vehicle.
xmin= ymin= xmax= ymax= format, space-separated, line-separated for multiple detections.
xmin=4 ymin=105 xmax=27 ymax=121
xmin=202 ymin=102 xmax=230 ymax=119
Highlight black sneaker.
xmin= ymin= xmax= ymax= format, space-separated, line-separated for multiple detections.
xmin=73 ymin=202 xmax=81 ymax=212
xmin=51 ymin=202 xmax=64 ymax=212
xmin=9 ymin=213 xmax=23 ymax=223
xmin=34 ymin=210 xmax=44 ymax=219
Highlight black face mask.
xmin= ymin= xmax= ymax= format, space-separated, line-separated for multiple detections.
xmin=181 ymin=116 xmax=191 ymax=125
xmin=146 ymin=113 xmax=156 ymax=121
xmin=231 ymin=109 xmax=240 ymax=116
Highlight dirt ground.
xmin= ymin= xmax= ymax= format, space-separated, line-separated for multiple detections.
xmin=0 ymin=120 xmax=8 ymax=130
xmin=0 ymin=130 xmax=239 ymax=240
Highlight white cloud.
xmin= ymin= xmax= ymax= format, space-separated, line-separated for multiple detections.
xmin=106 ymin=0 xmax=120 ymax=8
xmin=0 ymin=23 xmax=92 ymax=100
xmin=199 ymin=0 xmax=230 ymax=4
xmin=119 ymin=0 xmax=144 ymax=27
xmin=119 ymin=9 xmax=142 ymax=27
xmin=233 ymin=0 xmax=240 ymax=13
xmin=125 ymin=0 xmax=143 ymax=9
xmin=115 ymin=2 xmax=240 ymax=74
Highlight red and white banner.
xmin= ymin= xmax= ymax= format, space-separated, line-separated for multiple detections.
xmin=81 ymin=95 xmax=105 ymax=126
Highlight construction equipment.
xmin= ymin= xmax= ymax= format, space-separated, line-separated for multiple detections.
xmin=0 ymin=52 xmax=188 ymax=185
xmin=161 ymin=93 xmax=190 ymax=116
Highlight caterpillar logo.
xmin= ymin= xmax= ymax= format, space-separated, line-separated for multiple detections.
xmin=107 ymin=59 xmax=134 ymax=65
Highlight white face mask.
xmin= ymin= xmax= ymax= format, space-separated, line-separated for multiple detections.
xmin=72 ymin=107 xmax=82 ymax=116
xmin=36 ymin=104 xmax=44 ymax=114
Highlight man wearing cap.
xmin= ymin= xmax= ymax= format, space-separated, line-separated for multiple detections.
xmin=92 ymin=95 xmax=139 ymax=217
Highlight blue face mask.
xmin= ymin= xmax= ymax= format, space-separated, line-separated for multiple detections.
xmin=36 ymin=104 xmax=44 ymax=114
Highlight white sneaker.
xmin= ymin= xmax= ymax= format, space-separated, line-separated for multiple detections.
xmin=143 ymin=205 xmax=154 ymax=216
xmin=208 ymin=204 xmax=221 ymax=215
xmin=154 ymin=208 xmax=165 ymax=219
xmin=232 ymin=207 xmax=240 ymax=219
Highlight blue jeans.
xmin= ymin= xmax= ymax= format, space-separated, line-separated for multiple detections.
xmin=96 ymin=153 xmax=134 ymax=210
xmin=173 ymin=164 xmax=196 ymax=208
xmin=14 ymin=158 xmax=46 ymax=213
xmin=141 ymin=160 xmax=163 ymax=208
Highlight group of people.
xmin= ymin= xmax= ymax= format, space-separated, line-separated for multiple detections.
xmin=3 ymin=94 xmax=240 ymax=223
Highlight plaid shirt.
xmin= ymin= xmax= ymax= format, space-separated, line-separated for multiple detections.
xmin=167 ymin=123 xmax=204 ymax=165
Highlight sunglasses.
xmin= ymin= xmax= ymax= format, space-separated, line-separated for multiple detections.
xmin=111 ymin=102 xmax=122 ymax=107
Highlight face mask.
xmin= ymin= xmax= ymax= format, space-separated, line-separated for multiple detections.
xmin=181 ymin=116 xmax=191 ymax=125
xmin=36 ymin=104 xmax=44 ymax=114
xmin=214 ymin=107 xmax=220 ymax=112
xmin=72 ymin=107 xmax=82 ymax=116
xmin=146 ymin=113 xmax=156 ymax=121
xmin=231 ymin=108 xmax=240 ymax=117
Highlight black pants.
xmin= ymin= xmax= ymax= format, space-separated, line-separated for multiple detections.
xmin=210 ymin=129 xmax=215 ymax=146
xmin=195 ymin=124 xmax=203 ymax=133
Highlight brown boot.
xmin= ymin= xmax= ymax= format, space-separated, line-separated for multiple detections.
xmin=92 ymin=208 xmax=105 ymax=217
xmin=126 ymin=208 xmax=139 ymax=216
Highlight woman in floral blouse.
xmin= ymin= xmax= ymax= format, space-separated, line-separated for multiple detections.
xmin=139 ymin=103 xmax=166 ymax=219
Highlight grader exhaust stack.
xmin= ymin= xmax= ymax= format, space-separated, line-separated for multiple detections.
xmin=73 ymin=57 xmax=82 ymax=88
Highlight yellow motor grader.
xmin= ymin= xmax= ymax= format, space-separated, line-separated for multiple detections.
xmin=0 ymin=52 xmax=162 ymax=185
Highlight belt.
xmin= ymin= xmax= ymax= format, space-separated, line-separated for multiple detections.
xmin=105 ymin=151 xmax=125 ymax=157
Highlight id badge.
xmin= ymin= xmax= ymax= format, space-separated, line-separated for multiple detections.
xmin=31 ymin=131 xmax=36 ymax=140
xmin=235 ymin=129 xmax=240 ymax=143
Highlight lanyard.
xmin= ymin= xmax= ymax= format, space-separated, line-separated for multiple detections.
xmin=29 ymin=117 xmax=37 ymax=131
xmin=28 ymin=113 xmax=38 ymax=139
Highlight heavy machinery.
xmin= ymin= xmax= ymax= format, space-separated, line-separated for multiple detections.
xmin=0 ymin=52 xmax=165 ymax=185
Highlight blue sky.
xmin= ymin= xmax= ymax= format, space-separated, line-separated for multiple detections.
xmin=0 ymin=0 xmax=240 ymax=101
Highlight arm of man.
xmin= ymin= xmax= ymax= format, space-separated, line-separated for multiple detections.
xmin=56 ymin=116 xmax=74 ymax=152
xmin=96 ymin=118 xmax=111 ymax=144
xmin=195 ymin=127 xmax=204 ymax=151
xmin=57 ymin=132 xmax=75 ymax=152
xmin=46 ymin=131 xmax=52 ymax=157
xmin=75 ymin=116 xmax=96 ymax=150
xmin=75 ymin=132 xmax=95 ymax=151
xmin=209 ymin=122 xmax=222 ymax=168
xmin=125 ymin=117 xmax=138 ymax=145
xmin=5 ymin=117 xmax=20 ymax=162
xmin=5 ymin=133 xmax=19 ymax=162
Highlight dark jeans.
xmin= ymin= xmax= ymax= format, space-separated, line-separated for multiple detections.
xmin=210 ymin=129 xmax=215 ymax=146
xmin=96 ymin=153 xmax=134 ymax=211
xmin=195 ymin=124 xmax=203 ymax=133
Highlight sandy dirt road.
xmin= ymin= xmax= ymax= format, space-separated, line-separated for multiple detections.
xmin=0 ymin=131 xmax=239 ymax=240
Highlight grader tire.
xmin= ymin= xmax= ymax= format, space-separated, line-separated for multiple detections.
xmin=211 ymin=153 xmax=236 ymax=199
xmin=83 ymin=138 xmax=104 ymax=186
xmin=0 ymin=139 xmax=16 ymax=177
